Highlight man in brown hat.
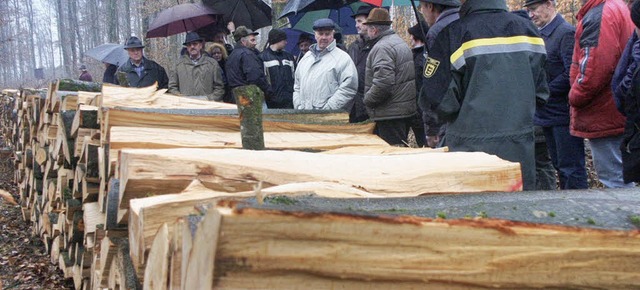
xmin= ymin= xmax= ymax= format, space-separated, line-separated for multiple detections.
xmin=363 ymin=8 xmax=416 ymax=146
xmin=225 ymin=26 xmax=273 ymax=103
xmin=168 ymin=32 xmax=225 ymax=101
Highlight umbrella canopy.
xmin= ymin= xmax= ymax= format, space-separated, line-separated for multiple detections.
xmin=280 ymin=0 xmax=360 ymax=18
xmin=202 ymin=0 xmax=272 ymax=31
xmin=146 ymin=3 xmax=221 ymax=38
xmin=84 ymin=43 xmax=129 ymax=66
xmin=361 ymin=0 xmax=418 ymax=6
xmin=286 ymin=2 xmax=368 ymax=35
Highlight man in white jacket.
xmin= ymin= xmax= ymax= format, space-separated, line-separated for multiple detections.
xmin=293 ymin=18 xmax=358 ymax=110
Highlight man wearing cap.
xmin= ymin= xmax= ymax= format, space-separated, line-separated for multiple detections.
xmin=259 ymin=29 xmax=296 ymax=109
xmin=347 ymin=4 xmax=375 ymax=123
xmin=293 ymin=18 xmax=357 ymax=111
xmin=422 ymin=0 xmax=549 ymax=190
xmin=569 ymin=0 xmax=635 ymax=188
xmin=523 ymin=0 xmax=588 ymax=190
xmin=116 ymin=36 xmax=168 ymax=89
xmin=225 ymin=26 xmax=273 ymax=102
xmin=79 ymin=65 xmax=93 ymax=82
xmin=167 ymin=32 xmax=225 ymax=101
xmin=418 ymin=0 xmax=460 ymax=148
xmin=363 ymin=8 xmax=416 ymax=146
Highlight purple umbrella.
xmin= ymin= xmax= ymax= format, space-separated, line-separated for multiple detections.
xmin=146 ymin=3 xmax=222 ymax=38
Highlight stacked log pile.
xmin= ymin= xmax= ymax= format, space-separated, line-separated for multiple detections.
xmin=2 ymin=80 xmax=571 ymax=289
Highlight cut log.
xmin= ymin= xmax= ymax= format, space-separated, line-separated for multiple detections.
xmin=107 ymin=238 xmax=141 ymax=290
xmin=143 ymin=223 xmax=170 ymax=290
xmin=82 ymin=202 xmax=105 ymax=242
xmin=118 ymin=148 xmax=522 ymax=215
xmin=71 ymin=105 xmax=99 ymax=137
xmin=57 ymin=79 xmax=102 ymax=93
xmin=176 ymin=202 xmax=640 ymax=289
xmin=99 ymin=83 xmax=237 ymax=110
xmin=184 ymin=208 xmax=220 ymax=290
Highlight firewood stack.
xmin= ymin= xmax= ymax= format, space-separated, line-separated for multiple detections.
xmin=12 ymin=80 xmax=626 ymax=289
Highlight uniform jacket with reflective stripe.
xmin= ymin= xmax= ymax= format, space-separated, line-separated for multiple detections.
xmin=260 ymin=47 xmax=296 ymax=108
xmin=569 ymin=0 xmax=633 ymax=139
xmin=421 ymin=0 xmax=549 ymax=191
xmin=422 ymin=0 xmax=548 ymax=138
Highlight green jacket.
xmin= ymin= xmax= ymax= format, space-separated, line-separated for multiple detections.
xmin=422 ymin=0 xmax=549 ymax=190
xmin=168 ymin=54 xmax=225 ymax=101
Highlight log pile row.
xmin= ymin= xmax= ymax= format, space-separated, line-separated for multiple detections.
xmin=2 ymin=80 xmax=588 ymax=289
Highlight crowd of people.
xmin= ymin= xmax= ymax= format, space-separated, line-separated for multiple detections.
xmin=91 ymin=0 xmax=640 ymax=191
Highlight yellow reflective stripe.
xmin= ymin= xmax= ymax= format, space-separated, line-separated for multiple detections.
xmin=450 ymin=36 xmax=545 ymax=64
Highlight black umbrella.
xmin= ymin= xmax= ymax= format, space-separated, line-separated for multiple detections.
xmin=146 ymin=3 xmax=222 ymax=38
xmin=202 ymin=0 xmax=272 ymax=31
xmin=279 ymin=0 xmax=360 ymax=18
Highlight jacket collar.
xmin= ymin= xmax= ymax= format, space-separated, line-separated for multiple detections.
xmin=578 ymin=0 xmax=605 ymax=19
xmin=369 ymin=29 xmax=395 ymax=46
xmin=459 ymin=0 xmax=507 ymax=17
xmin=310 ymin=40 xmax=337 ymax=57
xmin=437 ymin=7 xmax=460 ymax=23
xmin=539 ymin=13 xmax=564 ymax=37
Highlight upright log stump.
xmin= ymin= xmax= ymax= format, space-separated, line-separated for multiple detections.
xmin=233 ymin=85 xmax=265 ymax=150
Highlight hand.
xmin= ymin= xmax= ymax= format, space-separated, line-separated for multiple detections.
xmin=227 ymin=21 xmax=235 ymax=33
xmin=427 ymin=135 xmax=440 ymax=148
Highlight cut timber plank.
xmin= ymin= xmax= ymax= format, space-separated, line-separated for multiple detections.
xmin=82 ymin=202 xmax=104 ymax=241
xmin=109 ymin=126 xmax=387 ymax=152
xmin=99 ymin=84 xmax=237 ymax=109
xmin=184 ymin=209 xmax=220 ymax=290
xmin=118 ymin=148 xmax=522 ymax=212
xmin=196 ymin=202 xmax=640 ymax=289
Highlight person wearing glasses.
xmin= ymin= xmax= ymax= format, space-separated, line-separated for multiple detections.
xmin=168 ymin=32 xmax=225 ymax=101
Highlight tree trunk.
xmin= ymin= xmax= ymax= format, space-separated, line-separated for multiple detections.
xmin=233 ymin=85 xmax=265 ymax=150
xmin=107 ymin=0 xmax=119 ymax=44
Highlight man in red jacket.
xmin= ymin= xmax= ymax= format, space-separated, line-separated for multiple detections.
xmin=569 ymin=0 xmax=636 ymax=188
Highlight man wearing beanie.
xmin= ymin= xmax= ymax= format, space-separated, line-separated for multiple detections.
xmin=259 ymin=29 xmax=296 ymax=109
xmin=612 ymin=0 xmax=640 ymax=183
xmin=422 ymin=0 xmax=549 ymax=190
xmin=569 ymin=0 xmax=635 ymax=188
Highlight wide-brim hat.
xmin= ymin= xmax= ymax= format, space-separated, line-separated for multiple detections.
xmin=363 ymin=8 xmax=392 ymax=25
xmin=523 ymin=0 xmax=547 ymax=7
xmin=124 ymin=36 xmax=145 ymax=49
xmin=183 ymin=31 xmax=204 ymax=45
xmin=419 ymin=0 xmax=461 ymax=6
xmin=351 ymin=4 xmax=374 ymax=18
xmin=233 ymin=26 xmax=259 ymax=42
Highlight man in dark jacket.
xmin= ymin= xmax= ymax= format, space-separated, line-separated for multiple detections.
xmin=364 ymin=8 xmax=416 ymax=146
xmin=525 ymin=0 xmax=588 ymax=190
xmin=569 ymin=0 xmax=635 ymax=188
xmin=418 ymin=0 xmax=460 ymax=147
xmin=103 ymin=63 xmax=118 ymax=84
xmin=422 ymin=0 xmax=549 ymax=190
xmin=116 ymin=36 xmax=169 ymax=89
xmin=260 ymin=29 xmax=295 ymax=109
xmin=79 ymin=65 xmax=93 ymax=82
xmin=347 ymin=4 xmax=374 ymax=123
xmin=226 ymin=26 xmax=273 ymax=103
xmin=407 ymin=22 xmax=428 ymax=147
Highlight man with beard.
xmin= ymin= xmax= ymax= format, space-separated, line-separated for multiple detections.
xmin=168 ymin=32 xmax=225 ymax=101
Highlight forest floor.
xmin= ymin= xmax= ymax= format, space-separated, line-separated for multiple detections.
xmin=0 ymin=151 xmax=73 ymax=289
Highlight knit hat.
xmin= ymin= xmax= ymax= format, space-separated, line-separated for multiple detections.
xmin=632 ymin=0 xmax=640 ymax=29
xmin=407 ymin=22 xmax=428 ymax=43
xmin=268 ymin=29 xmax=287 ymax=45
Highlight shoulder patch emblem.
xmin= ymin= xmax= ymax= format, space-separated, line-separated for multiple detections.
xmin=424 ymin=57 xmax=440 ymax=78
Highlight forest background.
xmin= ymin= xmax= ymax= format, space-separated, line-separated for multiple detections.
xmin=0 ymin=0 xmax=587 ymax=89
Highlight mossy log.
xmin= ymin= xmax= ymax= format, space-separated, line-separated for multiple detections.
xmin=116 ymin=72 xmax=130 ymax=88
xmin=233 ymin=85 xmax=265 ymax=150
xmin=57 ymin=79 xmax=102 ymax=92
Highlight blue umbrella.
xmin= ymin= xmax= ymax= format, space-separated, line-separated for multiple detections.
xmin=280 ymin=0 xmax=360 ymax=18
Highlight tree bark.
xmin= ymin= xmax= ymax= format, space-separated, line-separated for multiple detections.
xmin=233 ymin=85 xmax=265 ymax=150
